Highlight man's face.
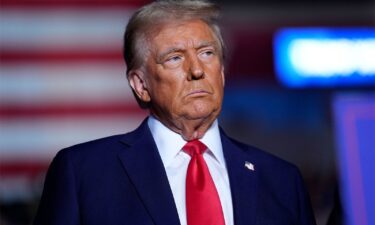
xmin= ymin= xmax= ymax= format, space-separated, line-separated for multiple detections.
xmin=129 ymin=19 xmax=224 ymax=137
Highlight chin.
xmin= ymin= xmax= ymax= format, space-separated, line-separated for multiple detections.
xmin=184 ymin=108 xmax=219 ymax=121
xmin=180 ymin=100 xmax=220 ymax=120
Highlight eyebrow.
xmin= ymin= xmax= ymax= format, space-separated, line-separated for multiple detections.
xmin=156 ymin=41 xmax=218 ymax=63
xmin=195 ymin=41 xmax=217 ymax=50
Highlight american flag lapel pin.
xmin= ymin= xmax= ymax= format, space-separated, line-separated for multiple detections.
xmin=244 ymin=161 xmax=255 ymax=171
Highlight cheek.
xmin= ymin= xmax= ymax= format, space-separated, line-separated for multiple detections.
xmin=149 ymin=75 xmax=183 ymax=103
xmin=211 ymin=77 xmax=225 ymax=106
xmin=210 ymin=69 xmax=225 ymax=92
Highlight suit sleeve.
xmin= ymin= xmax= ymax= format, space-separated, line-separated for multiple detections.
xmin=295 ymin=168 xmax=317 ymax=225
xmin=33 ymin=150 xmax=80 ymax=225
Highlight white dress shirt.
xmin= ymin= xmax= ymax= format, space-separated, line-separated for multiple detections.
xmin=148 ymin=116 xmax=233 ymax=225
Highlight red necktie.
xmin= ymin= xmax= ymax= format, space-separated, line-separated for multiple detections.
xmin=183 ymin=140 xmax=225 ymax=225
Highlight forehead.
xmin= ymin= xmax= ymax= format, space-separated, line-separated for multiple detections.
xmin=148 ymin=20 xmax=218 ymax=52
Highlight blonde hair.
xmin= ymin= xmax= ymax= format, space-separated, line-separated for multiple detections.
xmin=123 ymin=0 xmax=224 ymax=74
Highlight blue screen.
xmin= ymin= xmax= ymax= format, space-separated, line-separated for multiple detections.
xmin=274 ymin=28 xmax=375 ymax=88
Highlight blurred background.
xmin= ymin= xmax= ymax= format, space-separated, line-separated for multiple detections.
xmin=0 ymin=0 xmax=374 ymax=224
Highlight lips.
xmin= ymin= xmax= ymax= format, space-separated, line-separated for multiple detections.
xmin=186 ymin=89 xmax=211 ymax=97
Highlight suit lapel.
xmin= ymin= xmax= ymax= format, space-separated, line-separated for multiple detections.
xmin=117 ymin=119 xmax=180 ymax=225
xmin=221 ymin=130 xmax=259 ymax=225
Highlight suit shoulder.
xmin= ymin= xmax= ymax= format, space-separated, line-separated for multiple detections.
xmin=68 ymin=133 xmax=126 ymax=150
xmin=227 ymin=136 xmax=299 ymax=172
xmin=52 ymin=120 xmax=150 ymax=168
xmin=55 ymin=132 xmax=131 ymax=161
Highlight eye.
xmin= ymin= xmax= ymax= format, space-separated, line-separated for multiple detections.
xmin=164 ymin=54 xmax=183 ymax=68
xmin=199 ymin=49 xmax=216 ymax=60
xmin=167 ymin=55 xmax=182 ymax=62
xmin=202 ymin=50 xmax=214 ymax=56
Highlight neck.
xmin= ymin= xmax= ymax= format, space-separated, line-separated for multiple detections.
xmin=176 ymin=117 xmax=215 ymax=141
xmin=152 ymin=114 xmax=217 ymax=141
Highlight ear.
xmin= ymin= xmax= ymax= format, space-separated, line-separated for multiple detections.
xmin=128 ymin=69 xmax=151 ymax=102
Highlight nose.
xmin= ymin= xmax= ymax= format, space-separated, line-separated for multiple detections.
xmin=187 ymin=54 xmax=204 ymax=80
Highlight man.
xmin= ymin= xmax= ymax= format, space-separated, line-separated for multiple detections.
xmin=33 ymin=1 xmax=316 ymax=225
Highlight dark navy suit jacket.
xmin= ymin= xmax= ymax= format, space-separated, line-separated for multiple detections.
xmin=33 ymin=119 xmax=316 ymax=225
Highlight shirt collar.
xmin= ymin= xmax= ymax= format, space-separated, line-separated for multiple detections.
xmin=147 ymin=116 xmax=225 ymax=168
xmin=200 ymin=119 xmax=225 ymax=167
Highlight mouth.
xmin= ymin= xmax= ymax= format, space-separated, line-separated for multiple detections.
xmin=186 ymin=89 xmax=210 ymax=97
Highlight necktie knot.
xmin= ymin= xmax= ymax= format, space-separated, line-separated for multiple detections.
xmin=183 ymin=139 xmax=207 ymax=156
